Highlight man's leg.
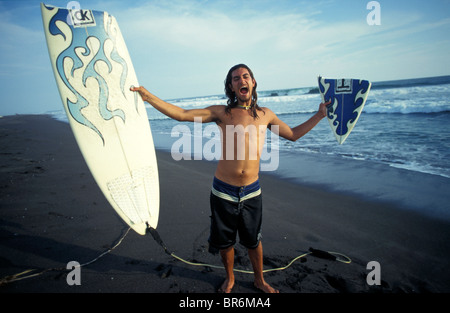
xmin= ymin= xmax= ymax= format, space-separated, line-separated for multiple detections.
xmin=248 ymin=242 xmax=279 ymax=293
xmin=219 ymin=246 xmax=235 ymax=293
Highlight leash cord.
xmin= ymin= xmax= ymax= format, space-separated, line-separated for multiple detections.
xmin=0 ymin=227 xmax=131 ymax=286
xmin=146 ymin=226 xmax=351 ymax=275
xmin=0 ymin=225 xmax=352 ymax=286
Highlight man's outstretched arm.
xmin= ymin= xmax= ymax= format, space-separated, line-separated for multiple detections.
xmin=268 ymin=101 xmax=329 ymax=142
xmin=131 ymin=86 xmax=220 ymax=123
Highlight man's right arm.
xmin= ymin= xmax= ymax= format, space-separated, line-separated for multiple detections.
xmin=131 ymin=86 xmax=220 ymax=123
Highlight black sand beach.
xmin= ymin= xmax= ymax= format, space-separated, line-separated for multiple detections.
xmin=1 ymin=115 xmax=449 ymax=299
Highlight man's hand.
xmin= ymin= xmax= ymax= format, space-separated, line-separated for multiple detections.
xmin=318 ymin=100 xmax=331 ymax=118
xmin=130 ymin=86 xmax=149 ymax=102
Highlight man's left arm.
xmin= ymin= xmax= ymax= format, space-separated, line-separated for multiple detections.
xmin=268 ymin=101 xmax=329 ymax=142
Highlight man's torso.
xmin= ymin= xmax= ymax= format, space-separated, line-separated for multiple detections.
xmin=212 ymin=106 xmax=272 ymax=186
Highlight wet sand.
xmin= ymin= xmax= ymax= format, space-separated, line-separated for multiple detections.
xmin=1 ymin=115 xmax=449 ymax=302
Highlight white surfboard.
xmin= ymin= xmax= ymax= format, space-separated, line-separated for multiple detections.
xmin=41 ymin=3 xmax=159 ymax=235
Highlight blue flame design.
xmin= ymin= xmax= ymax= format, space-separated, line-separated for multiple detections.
xmin=46 ymin=6 xmax=129 ymax=144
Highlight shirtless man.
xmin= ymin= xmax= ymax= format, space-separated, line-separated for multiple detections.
xmin=131 ymin=64 xmax=329 ymax=293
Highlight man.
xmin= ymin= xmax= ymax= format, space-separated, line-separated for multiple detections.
xmin=131 ymin=64 xmax=329 ymax=293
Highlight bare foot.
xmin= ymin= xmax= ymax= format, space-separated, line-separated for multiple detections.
xmin=218 ymin=278 xmax=234 ymax=293
xmin=254 ymin=281 xmax=279 ymax=293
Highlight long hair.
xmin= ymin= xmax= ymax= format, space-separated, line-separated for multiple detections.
xmin=224 ymin=64 xmax=264 ymax=119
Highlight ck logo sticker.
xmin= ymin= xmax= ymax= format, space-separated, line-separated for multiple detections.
xmin=68 ymin=8 xmax=96 ymax=28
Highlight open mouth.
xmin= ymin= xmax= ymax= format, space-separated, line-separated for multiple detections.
xmin=239 ymin=86 xmax=249 ymax=95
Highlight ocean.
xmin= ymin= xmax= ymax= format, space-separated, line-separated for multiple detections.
xmin=47 ymin=75 xmax=450 ymax=220
xmin=145 ymin=75 xmax=450 ymax=177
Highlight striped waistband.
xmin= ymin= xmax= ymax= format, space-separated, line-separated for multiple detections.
xmin=211 ymin=177 xmax=261 ymax=203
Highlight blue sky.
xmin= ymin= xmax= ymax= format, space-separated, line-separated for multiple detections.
xmin=0 ymin=0 xmax=449 ymax=115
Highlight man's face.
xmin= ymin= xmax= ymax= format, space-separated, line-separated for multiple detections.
xmin=229 ymin=67 xmax=256 ymax=104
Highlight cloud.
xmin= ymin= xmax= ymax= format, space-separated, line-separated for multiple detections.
xmin=120 ymin=2 xmax=317 ymax=53
xmin=113 ymin=1 xmax=360 ymax=91
xmin=0 ymin=0 xmax=449 ymax=115
xmin=0 ymin=6 xmax=48 ymax=77
xmin=106 ymin=0 xmax=448 ymax=94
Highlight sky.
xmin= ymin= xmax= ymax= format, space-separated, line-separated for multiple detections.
xmin=0 ymin=0 xmax=449 ymax=116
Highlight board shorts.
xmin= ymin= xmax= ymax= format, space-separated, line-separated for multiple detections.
xmin=208 ymin=177 xmax=262 ymax=253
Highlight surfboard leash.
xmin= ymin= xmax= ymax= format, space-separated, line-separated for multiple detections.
xmin=146 ymin=224 xmax=173 ymax=256
xmin=0 ymin=227 xmax=131 ymax=286
xmin=145 ymin=225 xmax=351 ymax=275
xmin=1 ymin=226 xmax=351 ymax=286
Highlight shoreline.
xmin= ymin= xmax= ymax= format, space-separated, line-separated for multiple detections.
xmin=151 ymin=128 xmax=450 ymax=223
xmin=1 ymin=114 xmax=449 ymax=294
